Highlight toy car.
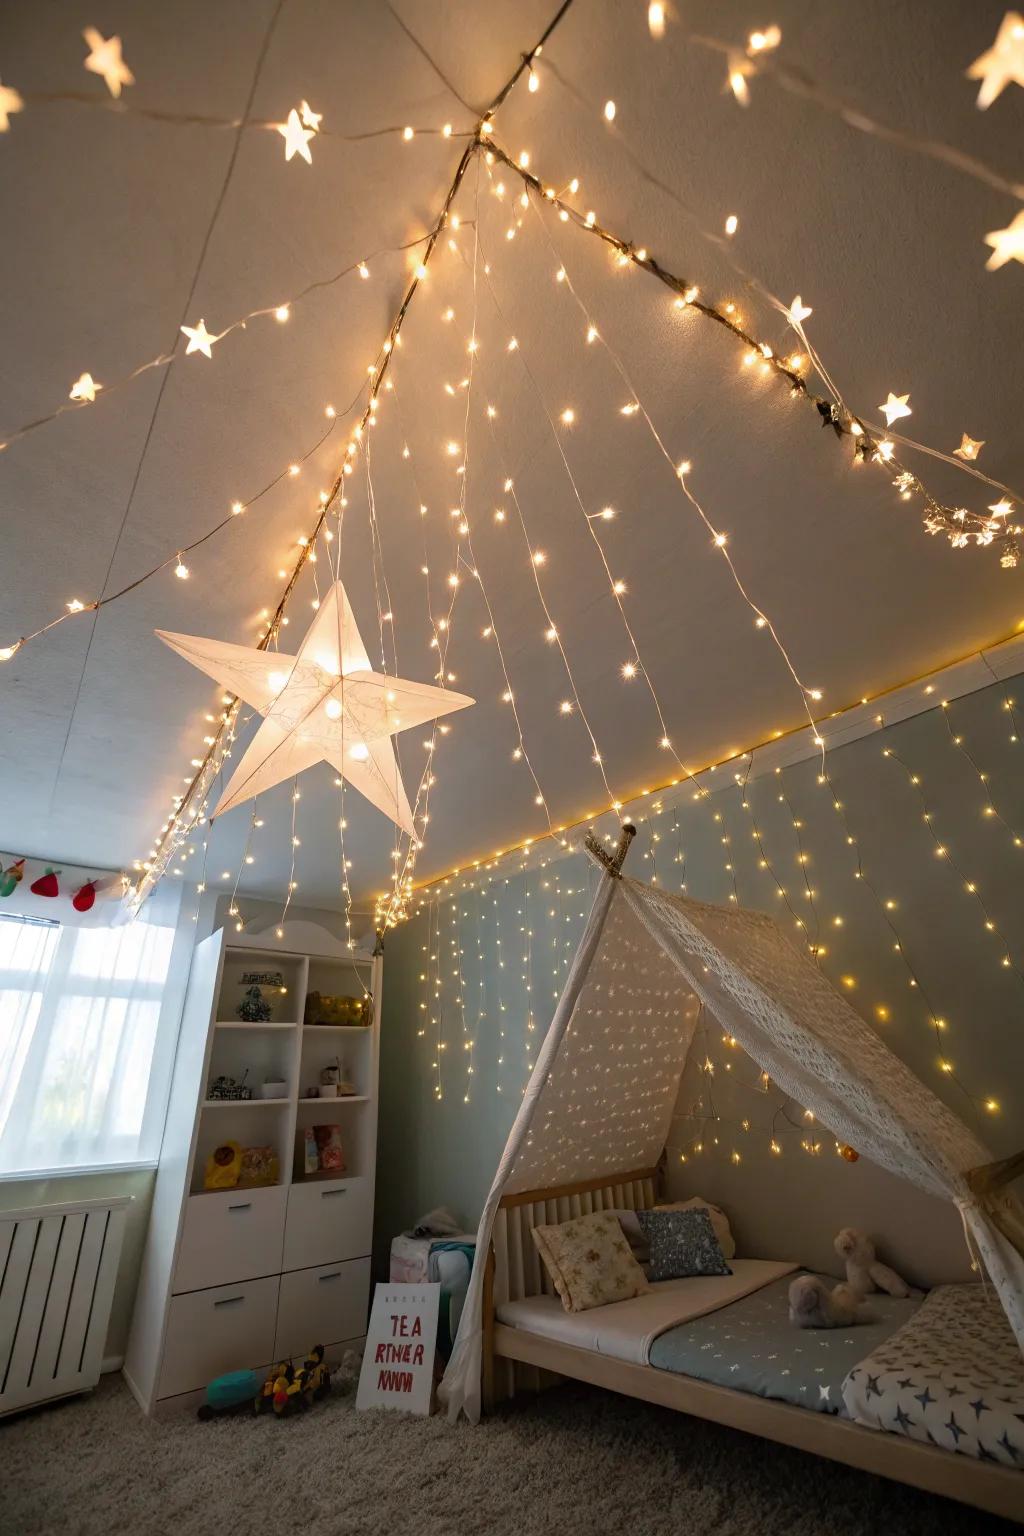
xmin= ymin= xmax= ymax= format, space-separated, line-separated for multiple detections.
xmin=196 ymin=1368 xmax=261 ymax=1420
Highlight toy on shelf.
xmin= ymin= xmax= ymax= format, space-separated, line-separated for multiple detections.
xmin=207 ymin=1071 xmax=253 ymax=1101
xmin=303 ymin=991 xmax=370 ymax=1027
xmin=237 ymin=985 xmax=273 ymax=1023
xmin=313 ymin=1059 xmax=357 ymax=1099
xmin=237 ymin=1145 xmax=279 ymax=1188
xmin=204 ymin=1141 xmax=243 ymax=1190
xmin=196 ymin=1368 xmax=261 ymax=1420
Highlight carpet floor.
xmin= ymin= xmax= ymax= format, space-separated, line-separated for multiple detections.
xmin=3 ymin=1374 xmax=1017 ymax=1536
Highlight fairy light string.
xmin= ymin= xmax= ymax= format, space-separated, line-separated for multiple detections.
xmin=880 ymin=741 xmax=1024 ymax=986
xmin=479 ymin=136 xmax=1019 ymax=565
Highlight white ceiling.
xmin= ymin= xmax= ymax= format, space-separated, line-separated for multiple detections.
xmin=1 ymin=0 xmax=1022 ymax=909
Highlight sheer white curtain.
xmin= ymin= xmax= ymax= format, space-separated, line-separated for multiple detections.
xmin=0 ymin=882 xmax=189 ymax=1175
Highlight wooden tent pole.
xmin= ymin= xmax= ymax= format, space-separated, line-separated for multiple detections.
xmin=584 ymin=822 xmax=636 ymax=879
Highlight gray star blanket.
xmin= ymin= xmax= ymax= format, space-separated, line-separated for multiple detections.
xmin=647 ymin=1271 xmax=921 ymax=1414
xmin=842 ymin=1283 xmax=1024 ymax=1467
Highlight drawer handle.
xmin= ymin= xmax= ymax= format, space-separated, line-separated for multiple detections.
xmin=318 ymin=1272 xmax=341 ymax=1283
xmin=214 ymin=1295 xmax=245 ymax=1308
xmin=227 ymin=1202 xmax=252 ymax=1212
xmin=320 ymin=1189 xmax=347 ymax=1199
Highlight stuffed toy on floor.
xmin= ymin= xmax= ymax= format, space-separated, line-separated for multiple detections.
xmin=788 ymin=1274 xmax=866 ymax=1329
xmin=834 ymin=1227 xmax=910 ymax=1297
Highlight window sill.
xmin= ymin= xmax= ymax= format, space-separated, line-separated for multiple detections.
xmin=0 ymin=1160 xmax=159 ymax=1182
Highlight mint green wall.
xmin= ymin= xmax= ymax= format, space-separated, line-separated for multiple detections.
xmin=376 ymin=676 xmax=1024 ymax=1283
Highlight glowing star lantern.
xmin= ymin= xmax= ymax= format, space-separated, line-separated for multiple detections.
xmin=180 ymin=318 xmax=218 ymax=358
xmin=69 ymin=372 xmax=100 ymax=403
xmin=879 ymin=391 xmax=912 ymax=427
xmin=967 ymin=11 xmax=1024 ymax=109
xmin=0 ymin=79 xmax=24 ymax=132
xmin=277 ymin=108 xmax=315 ymax=164
xmin=299 ymin=100 xmax=322 ymax=131
xmin=984 ymin=209 xmax=1024 ymax=271
xmin=82 ymin=28 xmax=134 ymax=98
xmin=156 ymin=580 xmax=474 ymax=835
xmin=788 ymin=295 xmax=813 ymax=325
xmin=954 ymin=433 xmax=984 ymax=461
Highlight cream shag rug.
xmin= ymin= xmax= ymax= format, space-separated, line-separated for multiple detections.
xmin=3 ymin=1375 xmax=1014 ymax=1535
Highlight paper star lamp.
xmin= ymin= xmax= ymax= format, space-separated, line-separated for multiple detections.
xmin=278 ymin=108 xmax=315 ymax=164
xmin=180 ymin=318 xmax=218 ymax=358
xmin=787 ymin=295 xmax=813 ymax=325
xmin=0 ymin=79 xmax=24 ymax=132
xmin=879 ymin=391 xmax=912 ymax=427
xmin=156 ymin=580 xmax=474 ymax=835
xmin=984 ymin=209 xmax=1024 ymax=271
xmin=967 ymin=12 xmax=1024 ymax=109
xmin=82 ymin=28 xmax=134 ymax=99
xmin=69 ymin=372 xmax=101 ymax=402
xmin=954 ymin=433 xmax=984 ymax=461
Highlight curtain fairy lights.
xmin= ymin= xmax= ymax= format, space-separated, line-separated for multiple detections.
xmin=481 ymin=137 xmax=1021 ymax=566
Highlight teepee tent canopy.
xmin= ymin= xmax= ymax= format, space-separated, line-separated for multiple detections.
xmin=440 ymin=831 xmax=1024 ymax=1425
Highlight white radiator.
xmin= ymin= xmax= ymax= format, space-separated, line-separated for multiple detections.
xmin=0 ymin=1194 xmax=130 ymax=1417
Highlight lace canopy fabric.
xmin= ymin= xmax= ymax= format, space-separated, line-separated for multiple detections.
xmin=439 ymin=870 xmax=1024 ymax=1425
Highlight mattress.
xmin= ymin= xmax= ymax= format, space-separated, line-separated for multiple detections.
xmin=842 ymin=1282 xmax=1024 ymax=1467
xmin=495 ymin=1259 xmax=798 ymax=1365
xmin=648 ymin=1272 xmax=922 ymax=1414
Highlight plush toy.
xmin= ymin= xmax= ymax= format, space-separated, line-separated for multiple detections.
xmin=788 ymin=1274 xmax=866 ymax=1329
xmin=834 ymin=1227 xmax=910 ymax=1297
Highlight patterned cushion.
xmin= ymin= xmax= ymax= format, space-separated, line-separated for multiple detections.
xmin=636 ymin=1208 xmax=733 ymax=1281
xmin=531 ymin=1211 xmax=651 ymax=1313
xmin=654 ymin=1197 xmax=736 ymax=1260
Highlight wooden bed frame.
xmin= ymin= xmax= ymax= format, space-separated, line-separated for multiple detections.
xmin=481 ymin=1169 xmax=1023 ymax=1524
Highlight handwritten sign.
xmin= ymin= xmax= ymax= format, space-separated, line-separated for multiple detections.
xmin=356 ymin=1282 xmax=440 ymax=1416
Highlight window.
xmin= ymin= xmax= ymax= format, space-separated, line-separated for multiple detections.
xmin=0 ymin=884 xmax=189 ymax=1176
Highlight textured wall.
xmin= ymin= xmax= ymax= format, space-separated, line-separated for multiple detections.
xmin=375 ymin=673 xmax=1024 ymax=1283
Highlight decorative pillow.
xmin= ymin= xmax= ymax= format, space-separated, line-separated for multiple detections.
xmin=654 ymin=1197 xmax=736 ymax=1260
xmin=607 ymin=1209 xmax=650 ymax=1262
xmin=637 ymin=1208 xmax=733 ymax=1282
xmin=531 ymin=1211 xmax=650 ymax=1312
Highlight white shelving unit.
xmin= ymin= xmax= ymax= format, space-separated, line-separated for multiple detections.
xmin=124 ymin=925 xmax=381 ymax=1414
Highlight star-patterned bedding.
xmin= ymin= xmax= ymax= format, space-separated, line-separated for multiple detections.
xmin=647 ymin=1271 xmax=922 ymax=1414
xmin=842 ymin=1282 xmax=1024 ymax=1468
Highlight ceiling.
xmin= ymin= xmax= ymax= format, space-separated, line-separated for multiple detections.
xmin=1 ymin=0 xmax=1022 ymax=910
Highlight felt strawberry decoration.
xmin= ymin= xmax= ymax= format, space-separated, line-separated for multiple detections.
xmin=73 ymin=879 xmax=98 ymax=913
xmin=0 ymin=859 xmax=25 ymax=898
xmin=30 ymin=867 xmax=61 ymax=898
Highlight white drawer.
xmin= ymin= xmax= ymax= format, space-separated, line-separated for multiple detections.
xmin=159 ymin=1276 xmax=279 ymax=1399
xmin=283 ymin=1177 xmax=372 ymax=1271
xmin=274 ymin=1257 xmax=370 ymax=1360
xmin=174 ymin=1186 xmax=286 ymax=1294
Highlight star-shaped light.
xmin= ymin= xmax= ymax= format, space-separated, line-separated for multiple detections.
xmin=299 ymin=99 xmax=322 ymax=131
xmin=0 ymin=78 xmax=24 ymax=132
xmin=984 ymin=209 xmax=1024 ymax=270
xmin=82 ymin=27 xmax=134 ymax=99
xmin=277 ymin=108 xmax=314 ymax=164
xmin=788 ymin=295 xmax=813 ymax=325
xmin=156 ymin=580 xmax=474 ymax=833
xmin=989 ymin=498 xmax=1014 ymax=519
xmin=180 ymin=318 xmax=218 ymax=358
xmin=954 ymin=433 xmax=984 ymax=460
xmin=69 ymin=372 xmax=101 ymax=402
xmin=879 ymin=391 xmax=912 ymax=427
xmin=967 ymin=12 xmax=1024 ymax=109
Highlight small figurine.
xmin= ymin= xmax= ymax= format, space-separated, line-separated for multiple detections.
xmin=237 ymin=985 xmax=273 ymax=1023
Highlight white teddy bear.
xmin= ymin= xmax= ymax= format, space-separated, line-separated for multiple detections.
xmin=788 ymin=1274 xmax=866 ymax=1329
xmin=834 ymin=1227 xmax=910 ymax=1298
